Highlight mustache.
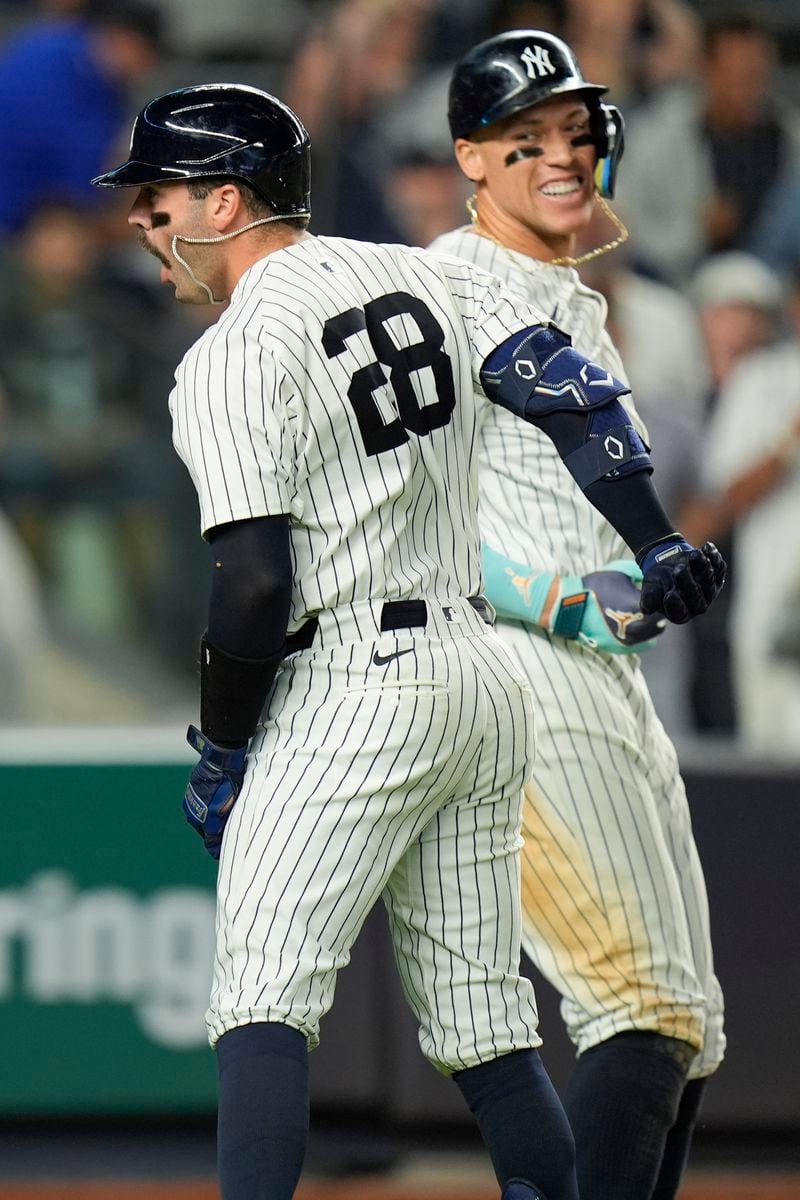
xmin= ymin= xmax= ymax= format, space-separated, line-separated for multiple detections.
xmin=136 ymin=228 xmax=170 ymax=268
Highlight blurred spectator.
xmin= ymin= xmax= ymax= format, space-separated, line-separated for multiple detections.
xmin=749 ymin=155 xmax=800 ymax=279
xmin=677 ymin=252 xmax=787 ymax=737
xmin=494 ymin=0 xmax=563 ymax=29
xmin=375 ymin=60 xmax=471 ymax=246
xmin=771 ymin=572 xmax=800 ymax=668
xmin=617 ymin=11 xmax=800 ymax=286
xmin=0 ymin=480 xmax=49 ymax=721
xmin=283 ymin=0 xmax=437 ymax=239
xmin=689 ymin=250 xmax=784 ymax=396
xmin=385 ymin=150 xmax=470 ymax=247
xmin=0 ymin=201 xmax=173 ymax=642
xmin=0 ymin=0 xmax=164 ymax=236
xmin=565 ymin=0 xmax=701 ymax=106
xmin=695 ymin=268 xmax=800 ymax=753
xmin=390 ymin=0 xmax=562 ymax=65
xmin=95 ymin=237 xmax=219 ymax=669
xmin=152 ymin=0 xmax=307 ymax=63
xmin=444 ymin=0 xmax=699 ymax=107
xmin=0 ymin=0 xmax=87 ymax=13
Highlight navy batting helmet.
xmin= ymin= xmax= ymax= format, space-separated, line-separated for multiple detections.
xmin=91 ymin=83 xmax=311 ymax=216
xmin=448 ymin=30 xmax=624 ymax=198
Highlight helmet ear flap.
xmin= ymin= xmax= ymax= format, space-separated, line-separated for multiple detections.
xmin=591 ymin=103 xmax=625 ymax=198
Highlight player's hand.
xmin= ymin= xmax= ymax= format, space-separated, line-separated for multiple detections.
xmin=184 ymin=725 xmax=248 ymax=860
xmin=481 ymin=544 xmax=663 ymax=654
xmin=637 ymin=539 xmax=726 ymax=624
xmin=579 ymin=560 xmax=667 ymax=653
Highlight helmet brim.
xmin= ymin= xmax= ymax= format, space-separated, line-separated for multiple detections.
xmin=91 ymin=159 xmax=199 ymax=188
xmin=477 ymin=79 xmax=608 ymax=135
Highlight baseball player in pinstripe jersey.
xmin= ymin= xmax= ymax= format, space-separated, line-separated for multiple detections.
xmin=429 ymin=30 xmax=726 ymax=1200
xmin=92 ymin=82 xmax=724 ymax=1200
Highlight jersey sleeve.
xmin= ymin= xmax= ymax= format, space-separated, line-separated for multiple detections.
xmin=170 ymin=315 xmax=299 ymax=538
xmin=455 ymin=264 xmax=554 ymax=388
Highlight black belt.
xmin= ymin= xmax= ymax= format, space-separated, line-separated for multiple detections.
xmin=284 ymin=597 xmax=492 ymax=655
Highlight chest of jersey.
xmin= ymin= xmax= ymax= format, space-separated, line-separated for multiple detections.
xmin=429 ymin=230 xmax=639 ymax=572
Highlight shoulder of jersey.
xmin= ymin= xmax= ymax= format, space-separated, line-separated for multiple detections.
xmin=423 ymin=233 xmax=516 ymax=290
xmin=256 ymin=232 xmax=438 ymax=283
xmin=427 ymin=227 xmax=498 ymax=273
xmin=429 ymin=227 xmax=574 ymax=314
xmin=427 ymin=227 xmax=473 ymax=256
xmin=287 ymin=232 xmax=515 ymax=306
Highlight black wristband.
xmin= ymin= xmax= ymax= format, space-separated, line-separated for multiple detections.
xmin=199 ymin=633 xmax=283 ymax=746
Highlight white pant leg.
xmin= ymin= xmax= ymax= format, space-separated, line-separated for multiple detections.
xmin=383 ymin=631 xmax=541 ymax=1073
xmin=206 ymin=621 xmax=537 ymax=1057
xmin=495 ymin=622 xmax=724 ymax=1073
xmin=645 ymin=703 xmax=725 ymax=1078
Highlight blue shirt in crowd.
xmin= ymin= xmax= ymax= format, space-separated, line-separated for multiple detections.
xmin=0 ymin=20 xmax=126 ymax=232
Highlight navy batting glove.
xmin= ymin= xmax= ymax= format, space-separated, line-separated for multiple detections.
xmin=184 ymin=725 xmax=248 ymax=860
xmin=637 ymin=539 xmax=726 ymax=624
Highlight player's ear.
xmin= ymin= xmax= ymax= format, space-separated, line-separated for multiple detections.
xmin=454 ymin=139 xmax=487 ymax=184
xmin=210 ymin=183 xmax=245 ymax=231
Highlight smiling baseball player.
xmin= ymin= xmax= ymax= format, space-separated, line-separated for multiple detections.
xmin=92 ymin=81 xmax=724 ymax=1200
xmin=429 ymin=29 xmax=727 ymax=1200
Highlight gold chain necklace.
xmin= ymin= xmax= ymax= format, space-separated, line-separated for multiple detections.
xmin=465 ymin=194 xmax=629 ymax=270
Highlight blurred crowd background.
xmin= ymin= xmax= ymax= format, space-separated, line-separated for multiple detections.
xmin=0 ymin=0 xmax=799 ymax=754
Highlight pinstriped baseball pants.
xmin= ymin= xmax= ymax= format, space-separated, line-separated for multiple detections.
xmin=498 ymin=619 xmax=725 ymax=1080
xmin=206 ymin=597 xmax=542 ymax=1074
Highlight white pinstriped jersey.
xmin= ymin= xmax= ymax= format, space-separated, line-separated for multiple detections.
xmin=170 ymin=234 xmax=547 ymax=632
xmin=429 ymin=227 xmax=645 ymax=576
xmin=429 ymin=225 xmax=725 ymax=1078
xmin=171 ymin=234 xmax=552 ymax=1067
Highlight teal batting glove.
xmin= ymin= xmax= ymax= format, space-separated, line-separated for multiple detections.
xmin=482 ymin=544 xmax=666 ymax=655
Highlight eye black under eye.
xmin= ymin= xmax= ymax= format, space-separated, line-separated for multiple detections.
xmin=151 ymin=212 xmax=171 ymax=228
xmin=505 ymin=147 xmax=543 ymax=165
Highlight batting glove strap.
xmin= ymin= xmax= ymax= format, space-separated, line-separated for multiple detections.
xmin=183 ymin=725 xmax=248 ymax=860
xmin=636 ymin=535 xmax=693 ymax=577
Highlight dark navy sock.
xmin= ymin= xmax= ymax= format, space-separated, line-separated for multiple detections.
xmin=563 ymin=1031 xmax=691 ymax=1200
xmin=216 ymin=1022 xmax=309 ymax=1200
xmin=651 ymin=1077 xmax=708 ymax=1200
xmin=454 ymin=1048 xmax=578 ymax=1200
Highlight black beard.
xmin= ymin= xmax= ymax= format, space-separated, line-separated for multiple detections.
xmin=136 ymin=228 xmax=170 ymax=268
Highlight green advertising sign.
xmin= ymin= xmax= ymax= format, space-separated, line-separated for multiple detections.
xmin=3 ymin=737 xmax=219 ymax=1113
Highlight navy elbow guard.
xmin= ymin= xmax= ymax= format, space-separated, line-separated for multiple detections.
xmin=480 ymin=324 xmax=652 ymax=487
